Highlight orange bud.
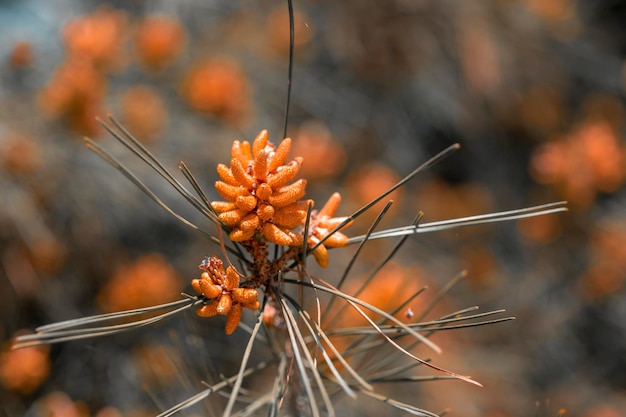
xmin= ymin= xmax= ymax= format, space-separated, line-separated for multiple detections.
xmin=256 ymin=203 xmax=273 ymax=221
xmin=211 ymin=201 xmax=237 ymax=213
xmin=321 ymin=231 xmax=348 ymax=248
xmin=218 ymin=208 xmax=249 ymax=227
xmin=224 ymin=266 xmax=240 ymax=290
xmin=253 ymin=148 xmax=269 ymax=181
xmin=216 ymin=294 xmax=232 ymax=315
xmin=217 ymin=163 xmax=238 ymax=185
xmin=267 ymin=157 xmax=302 ymax=189
xmin=256 ymin=183 xmax=273 ymax=201
xmin=232 ymin=287 xmax=259 ymax=305
xmin=268 ymin=137 xmax=292 ymax=172
xmin=262 ymin=223 xmax=294 ymax=245
xmin=229 ymin=227 xmax=256 ymax=241
xmin=246 ymin=299 xmax=261 ymax=310
xmin=224 ymin=303 xmax=243 ymax=335
xmin=251 ymin=130 xmax=269 ymax=157
xmin=231 ymin=140 xmax=252 ymax=166
xmin=239 ymin=213 xmax=260 ymax=231
xmin=310 ymin=244 xmax=329 ymax=268
xmin=235 ymin=195 xmax=257 ymax=211
xmin=319 ymin=216 xmax=352 ymax=229
xmin=191 ymin=278 xmax=203 ymax=294
xmin=215 ymin=181 xmax=249 ymax=201
xmin=273 ymin=208 xmax=307 ymax=229
xmin=230 ymin=157 xmax=257 ymax=189
xmin=319 ymin=192 xmax=342 ymax=218
xmin=196 ymin=301 xmax=219 ymax=317
xmin=268 ymin=179 xmax=307 ymax=208
xmin=199 ymin=280 xmax=222 ymax=299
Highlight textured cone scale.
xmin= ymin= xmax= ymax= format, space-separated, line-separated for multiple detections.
xmin=199 ymin=280 xmax=222 ymax=299
xmin=267 ymin=158 xmax=302 ymax=189
xmin=311 ymin=244 xmax=329 ymax=268
xmin=224 ymin=266 xmax=240 ymax=290
xmin=215 ymin=181 xmax=250 ymax=200
xmin=211 ymin=201 xmax=237 ymax=213
xmin=262 ymin=222 xmax=294 ymax=245
xmin=216 ymin=294 xmax=233 ymax=315
xmin=225 ymin=303 xmax=243 ymax=335
xmin=231 ymin=157 xmax=256 ymax=190
xmin=253 ymin=148 xmax=269 ymax=181
xmin=232 ymin=287 xmax=259 ymax=305
xmin=321 ymin=232 xmax=349 ymax=248
xmin=236 ymin=195 xmax=257 ymax=211
xmin=256 ymin=203 xmax=275 ymax=221
xmin=256 ymin=183 xmax=273 ymax=201
xmin=196 ymin=301 xmax=219 ymax=317
xmin=231 ymin=140 xmax=252 ymax=166
xmin=305 ymin=192 xmax=351 ymax=267
xmin=217 ymin=163 xmax=238 ymax=185
xmin=239 ymin=213 xmax=260 ymax=231
xmin=218 ymin=208 xmax=248 ymax=227
xmin=268 ymin=138 xmax=291 ymax=172
xmin=252 ymin=130 xmax=269 ymax=157
xmin=191 ymin=279 xmax=202 ymax=294
xmin=268 ymin=179 xmax=307 ymax=208
xmin=230 ymin=227 xmax=256 ymax=241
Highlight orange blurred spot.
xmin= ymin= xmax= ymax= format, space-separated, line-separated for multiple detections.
xmin=1 ymin=133 xmax=41 ymax=175
xmin=8 ymin=41 xmax=33 ymax=68
xmin=119 ymin=85 xmax=168 ymax=142
xmin=38 ymin=57 xmax=107 ymax=135
xmin=517 ymin=209 xmax=563 ymax=244
xmin=132 ymin=344 xmax=181 ymax=383
xmin=338 ymin=262 xmax=425 ymax=327
xmin=0 ymin=339 xmax=50 ymax=395
xmin=34 ymin=392 xmax=88 ymax=417
xmin=291 ymin=121 xmax=346 ymax=180
xmin=265 ymin=6 xmax=313 ymax=55
xmin=414 ymin=178 xmax=494 ymax=236
xmin=581 ymin=219 xmax=626 ymax=299
xmin=135 ymin=15 xmax=186 ymax=71
xmin=458 ymin=22 xmax=500 ymax=96
xmin=517 ymin=87 xmax=566 ymax=135
xmin=94 ymin=407 xmax=123 ymax=417
xmin=530 ymin=141 xmax=567 ymax=185
xmin=582 ymin=405 xmax=622 ymax=417
xmin=523 ymin=0 xmax=575 ymax=22
xmin=460 ymin=244 xmax=499 ymax=289
xmin=28 ymin=238 xmax=67 ymax=275
xmin=97 ymin=254 xmax=182 ymax=312
xmin=345 ymin=162 xmax=402 ymax=221
xmin=181 ymin=58 xmax=251 ymax=125
xmin=62 ymin=6 xmax=128 ymax=70
xmin=530 ymin=119 xmax=626 ymax=207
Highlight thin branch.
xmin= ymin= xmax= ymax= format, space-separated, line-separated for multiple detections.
xmin=359 ymin=389 xmax=440 ymax=417
xmin=323 ymin=212 xmax=424 ymax=330
xmin=156 ymin=360 xmax=272 ymax=417
xmin=282 ymin=0 xmax=295 ymax=139
xmin=348 ymin=202 xmax=568 ymax=244
xmin=13 ymin=298 xmax=200 ymax=349
xmin=311 ymin=144 xmax=460 ymax=252
xmin=282 ymin=280 xmax=482 ymax=386
xmin=223 ymin=311 xmax=266 ymax=417
xmin=278 ymin=294 xmax=327 ymax=417
xmin=322 ymin=201 xmax=394 ymax=323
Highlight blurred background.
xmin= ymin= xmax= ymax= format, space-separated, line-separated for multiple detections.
xmin=1 ymin=1 xmax=625 ymax=416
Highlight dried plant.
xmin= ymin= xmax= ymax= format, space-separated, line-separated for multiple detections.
xmin=13 ymin=3 xmax=567 ymax=416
